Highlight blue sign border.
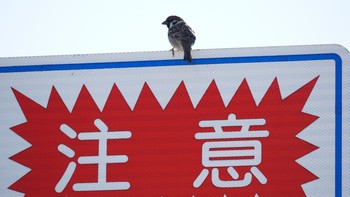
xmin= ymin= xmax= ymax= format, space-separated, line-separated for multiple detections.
xmin=0 ymin=53 xmax=343 ymax=196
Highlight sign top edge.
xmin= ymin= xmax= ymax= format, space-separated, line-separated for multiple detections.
xmin=0 ymin=44 xmax=349 ymax=67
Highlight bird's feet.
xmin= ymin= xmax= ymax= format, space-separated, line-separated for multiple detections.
xmin=169 ymin=48 xmax=175 ymax=57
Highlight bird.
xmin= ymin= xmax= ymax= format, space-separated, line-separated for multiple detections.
xmin=162 ymin=15 xmax=196 ymax=62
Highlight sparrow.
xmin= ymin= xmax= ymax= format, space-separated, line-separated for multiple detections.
xmin=162 ymin=15 xmax=196 ymax=62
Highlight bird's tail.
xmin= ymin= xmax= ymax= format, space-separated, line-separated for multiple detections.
xmin=183 ymin=46 xmax=192 ymax=63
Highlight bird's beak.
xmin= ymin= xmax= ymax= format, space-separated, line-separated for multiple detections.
xmin=162 ymin=21 xmax=167 ymax=25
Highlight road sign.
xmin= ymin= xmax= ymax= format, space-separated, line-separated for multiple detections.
xmin=0 ymin=45 xmax=349 ymax=196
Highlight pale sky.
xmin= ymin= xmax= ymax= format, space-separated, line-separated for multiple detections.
xmin=0 ymin=0 xmax=349 ymax=58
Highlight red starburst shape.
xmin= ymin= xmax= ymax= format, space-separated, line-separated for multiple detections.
xmin=9 ymin=76 xmax=319 ymax=196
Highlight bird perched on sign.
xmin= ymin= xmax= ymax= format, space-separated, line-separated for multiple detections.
xmin=162 ymin=15 xmax=196 ymax=62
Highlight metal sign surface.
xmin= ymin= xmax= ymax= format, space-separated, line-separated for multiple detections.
xmin=0 ymin=45 xmax=349 ymax=196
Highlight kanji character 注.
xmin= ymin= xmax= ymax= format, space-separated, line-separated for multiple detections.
xmin=55 ymin=119 xmax=131 ymax=193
